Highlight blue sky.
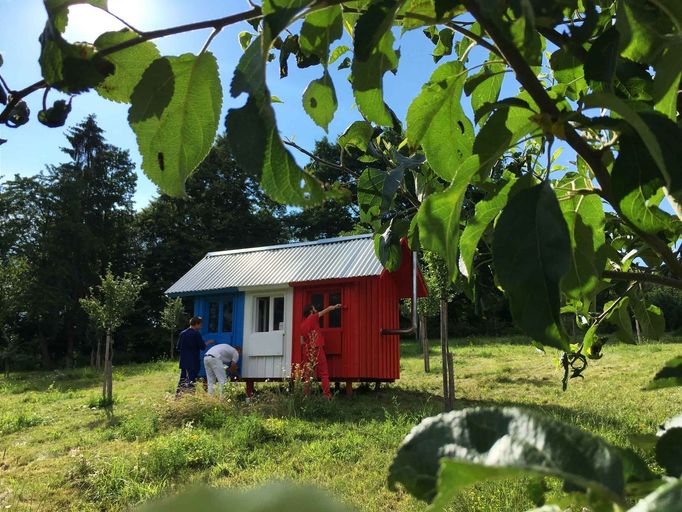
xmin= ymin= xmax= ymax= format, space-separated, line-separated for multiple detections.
xmin=0 ymin=0 xmax=509 ymax=208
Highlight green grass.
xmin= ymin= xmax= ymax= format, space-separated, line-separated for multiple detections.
xmin=0 ymin=338 xmax=680 ymax=511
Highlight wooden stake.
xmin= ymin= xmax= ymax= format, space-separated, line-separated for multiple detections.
xmin=440 ymin=298 xmax=449 ymax=410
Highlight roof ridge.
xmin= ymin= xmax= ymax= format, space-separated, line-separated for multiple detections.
xmin=205 ymin=233 xmax=373 ymax=258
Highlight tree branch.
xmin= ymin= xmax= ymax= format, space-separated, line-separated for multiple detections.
xmin=283 ymin=138 xmax=359 ymax=178
xmin=462 ymin=0 xmax=682 ymax=279
xmin=602 ymin=270 xmax=682 ymax=290
xmin=445 ymin=21 xmax=504 ymax=60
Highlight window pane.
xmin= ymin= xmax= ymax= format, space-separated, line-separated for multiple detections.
xmin=208 ymin=302 xmax=219 ymax=332
xmin=256 ymin=297 xmax=270 ymax=332
xmin=311 ymin=293 xmax=324 ymax=328
xmin=273 ymin=297 xmax=284 ymax=331
xmin=222 ymin=299 xmax=233 ymax=333
xmin=328 ymin=292 xmax=341 ymax=328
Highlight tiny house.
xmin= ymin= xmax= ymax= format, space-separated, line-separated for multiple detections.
xmin=166 ymin=235 xmax=427 ymax=394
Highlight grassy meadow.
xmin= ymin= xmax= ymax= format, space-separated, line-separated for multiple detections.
xmin=0 ymin=337 xmax=680 ymax=512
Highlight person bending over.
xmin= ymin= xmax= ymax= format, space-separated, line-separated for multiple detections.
xmin=300 ymin=303 xmax=342 ymax=399
xmin=203 ymin=343 xmax=240 ymax=397
xmin=176 ymin=316 xmax=214 ymax=396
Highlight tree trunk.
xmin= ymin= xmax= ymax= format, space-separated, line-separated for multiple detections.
xmin=96 ymin=337 xmax=101 ymax=370
xmin=635 ymin=318 xmax=642 ymax=344
xmin=90 ymin=348 xmax=95 ymax=368
xmin=440 ymin=298 xmax=450 ymax=411
xmin=447 ymin=351 xmax=456 ymax=409
xmin=420 ymin=314 xmax=430 ymax=373
xmin=38 ymin=332 xmax=50 ymax=369
xmin=65 ymin=322 xmax=75 ymax=368
xmin=102 ymin=329 xmax=112 ymax=402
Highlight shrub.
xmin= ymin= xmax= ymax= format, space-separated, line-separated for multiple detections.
xmin=143 ymin=424 xmax=218 ymax=479
xmin=116 ymin=414 xmax=159 ymax=441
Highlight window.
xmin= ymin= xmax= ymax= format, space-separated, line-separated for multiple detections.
xmin=255 ymin=295 xmax=285 ymax=332
xmin=222 ymin=299 xmax=233 ymax=333
xmin=328 ymin=292 xmax=341 ymax=328
xmin=256 ymin=297 xmax=270 ymax=332
xmin=208 ymin=302 xmax=219 ymax=332
xmin=273 ymin=297 xmax=284 ymax=331
xmin=306 ymin=290 xmax=342 ymax=328
xmin=311 ymin=293 xmax=325 ymax=328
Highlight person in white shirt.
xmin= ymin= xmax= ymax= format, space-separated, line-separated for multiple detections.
xmin=203 ymin=343 xmax=240 ymax=397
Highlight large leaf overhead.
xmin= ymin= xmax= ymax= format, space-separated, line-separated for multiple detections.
xmin=493 ymin=182 xmax=570 ymax=350
xmin=412 ymin=160 xmax=480 ymax=280
xmin=299 ymin=4 xmax=343 ymax=61
xmin=388 ymin=407 xmax=626 ymax=507
xmin=351 ymin=0 xmax=400 ymax=126
xmin=459 ymin=173 xmax=534 ymax=279
xmin=128 ymin=52 xmax=222 ymax=198
xmin=227 ymin=32 xmax=323 ymax=206
xmin=556 ymin=172 xmax=606 ymax=298
xmin=94 ymin=30 xmax=160 ymax=103
xmin=407 ymin=60 xmax=474 ymax=180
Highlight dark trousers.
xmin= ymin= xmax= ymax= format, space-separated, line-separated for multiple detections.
xmin=176 ymin=368 xmax=199 ymax=396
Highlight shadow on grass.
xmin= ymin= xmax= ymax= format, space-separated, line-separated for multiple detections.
xmin=1 ymin=361 xmax=175 ymax=394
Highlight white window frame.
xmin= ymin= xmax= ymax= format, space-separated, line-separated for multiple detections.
xmin=254 ymin=294 xmax=285 ymax=333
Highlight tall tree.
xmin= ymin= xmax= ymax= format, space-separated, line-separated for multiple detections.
xmin=132 ymin=133 xmax=287 ymax=359
xmin=26 ymin=116 xmax=137 ymax=367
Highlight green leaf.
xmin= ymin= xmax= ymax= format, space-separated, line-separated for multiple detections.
xmin=374 ymin=218 xmax=408 ymax=271
xmin=353 ymin=0 xmax=400 ymax=61
xmin=631 ymin=301 xmax=664 ymax=339
xmin=611 ymin=133 xmax=673 ymax=235
xmin=388 ymin=407 xmax=626 ymax=507
xmin=128 ymin=53 xmax=222 ymax=198
xmin=400 ymin=0 xmax=465 ymax=31
xmin=655 ymin=415 xmax=682 ymax=477
xmin=459 ymin=173 xmax=534 ymax=279
xmin=358 ymin=168 xmax=386 ymax=224
xmin=464 ymin=57 xmax=506 ymax=124
xmin=584 ymin=27 xmax=619 ymax=91
xmin=94 ymin=29 xmax=160 ymax=103
xmin=646 ymin=356 xmax=682 ymax=390
xmin=230 ymin=37 xmax=267 ymax=98
xmin=338 ymin=120 xmax=373 ymax=152
xmin=432 ymin=29 xmax=454 ymax=63
xmin=238 ymin=31 xmax=253 ymax=50
xmin=227 ymin=97 xmax=323 ymax=207
xmin=141 ymin=482 xmax=351 ymax=512
xmin=649 ymin=0 xmax=682 ymax=31
xmin=493 ymin=182 xmax=570 ymax=351
xmin=472 ymin=97 xmax=539 ymax=179
xmin=604 ymin=297 xmax=636 ymax=344
xmin=44 ymin=0 xmax=107 ymax=33
xmin=299 ymin=5 xmax=343 ymax=61
xmin=616 ymin=0 xmax=669 ymax=64
xmin=262 ymin=0 xmax=314 ymax=46
xmin=351 ymin=2 xmax=400 ymax=126
xmin=651 ymin=40 xmax=682 ymax=120
xmin=413 ymin=163 xmax=479 ymax=281
xmin=39 ymin=24 xmax=114 ymax=94
xmin=406 ymin=61 xmax=473 ymax=181
xmin=627 ymin=478 xmax=682 ymax=511
xmin=549 ymin=48 xmax=587 ymax=101
xmin=328 ymin=45 xmax=350 ymax=64
xmin=556 ymin=173 xmax=606 ymax=299
xmin=584 ymin=93 xmax=670 ymax=185
xmin=302 ymin=72 xmax=337 ymax=131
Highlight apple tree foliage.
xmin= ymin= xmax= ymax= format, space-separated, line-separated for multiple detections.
xmin=1 ymin=0 xmax=681 ymax=509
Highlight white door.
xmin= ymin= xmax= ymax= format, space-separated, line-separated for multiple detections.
xmin=241 ymin=288 xmax=293 ymax=379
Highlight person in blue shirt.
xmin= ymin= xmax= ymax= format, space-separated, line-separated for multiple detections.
xmin=176 ymin=316 xmax=214 ymax=396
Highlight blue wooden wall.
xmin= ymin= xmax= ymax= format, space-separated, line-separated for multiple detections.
xmin=192 ymin=292 xmax=244 ymax=377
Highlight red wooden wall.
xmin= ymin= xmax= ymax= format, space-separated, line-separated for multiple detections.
xmin=290 ymin=275 xmax=403 ymax=381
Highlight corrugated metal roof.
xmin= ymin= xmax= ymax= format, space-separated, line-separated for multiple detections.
xmin=166 ymin=235 xmax=383 ymax=296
